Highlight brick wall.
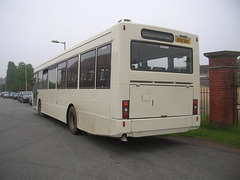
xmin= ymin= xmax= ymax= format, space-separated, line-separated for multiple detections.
xmin=204 ymin=51 xmax=240 ymax=126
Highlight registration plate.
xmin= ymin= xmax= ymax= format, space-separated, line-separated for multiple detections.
xmin=175 ymin=37 xmax=191 ymax=44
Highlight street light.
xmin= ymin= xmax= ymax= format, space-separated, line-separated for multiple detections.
xmin=25 ymin=63 xmax=27 ymax=91
xmin=51 ymin=40 xmax=66 ymax=50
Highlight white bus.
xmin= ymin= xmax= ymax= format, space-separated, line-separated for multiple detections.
xmin=33 ymin=19 xmax=200 ymax=141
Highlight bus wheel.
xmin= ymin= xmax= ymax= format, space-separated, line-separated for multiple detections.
xmin=68 ymin=106 xmax=78 ymax=135
xmin=38 ymin=100 xmax=43 ymax=116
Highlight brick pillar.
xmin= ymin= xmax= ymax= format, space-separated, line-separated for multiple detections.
xmin=204 ymin=51 xmax=240 ymax=126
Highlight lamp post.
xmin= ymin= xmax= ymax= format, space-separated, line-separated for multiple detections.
xmin=51 ymin=40 xmax=66 ymax=50
xmin=25 ymin=63 xmax=27 ymax=91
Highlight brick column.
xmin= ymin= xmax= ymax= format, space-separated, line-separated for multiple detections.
xmin=204 ymin=51 xmax=240 ymax=126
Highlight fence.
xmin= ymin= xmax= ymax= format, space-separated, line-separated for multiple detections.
xmin=200 ymin=87 xmax=240 ymax=126
xmin=200 ymin=88 xmax=210 ymax=124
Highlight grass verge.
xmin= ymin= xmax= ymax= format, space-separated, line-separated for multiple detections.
xmin=176 ymin=124 xmax=240 ymax=148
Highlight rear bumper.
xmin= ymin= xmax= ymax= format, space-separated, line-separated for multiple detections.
xmin=110 ymin=115 xmax=200 ymax=138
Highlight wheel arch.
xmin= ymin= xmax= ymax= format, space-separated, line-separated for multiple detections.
xmin=66 ymin=103 xmax=74 ymax=123
xmin=37 ymin=98 xmax=45 ymax=117
xmin=37 ymin=99 xmax=41 ymax=110
xmin=67 ymin=103 xmax=81 ymax=135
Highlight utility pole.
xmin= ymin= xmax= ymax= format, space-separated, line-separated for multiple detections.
xmin=25 ymin=63 xmax=27 ymax=91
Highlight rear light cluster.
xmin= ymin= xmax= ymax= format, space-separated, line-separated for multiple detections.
xmin=122 ymin=100 xmax=129 ymax=119
xmin=122 ymin=99 xmax=198 ymax=118
xmin=193 ymin=99 xmax=198 ymax=115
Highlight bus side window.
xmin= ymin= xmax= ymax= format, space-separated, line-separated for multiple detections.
xmin=49 ymin=67 xmax=56 ymax=89
xmin=96 ymin=44 xmax=111 ymax=89
xmin=38 ymin=71 xmax=43 ymax=89
xmin=57 ymin=61 xmax=67 ymax=89
xmin=42 ymin=69 xmax=48 ymax=89
xmin=80 ymin=50 xmax=96 ymax=88
xmin=67 ymin=56 xmax=78 ymax=89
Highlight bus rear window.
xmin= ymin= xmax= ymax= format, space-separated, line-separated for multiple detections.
xmin=131 ymin=41 xmax=193 ymax=74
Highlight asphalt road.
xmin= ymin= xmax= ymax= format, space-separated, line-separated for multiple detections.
xmin=0 ymin=98 xmax=240 ymax=180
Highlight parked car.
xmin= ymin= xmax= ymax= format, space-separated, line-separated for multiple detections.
xmin=17 ymin=92 xmax=22 ymax=101
xmin=13 ymin=92 xmax=20 ymax=100
xmin=9 ymin=92 xmax=15 ymax=98
xmin=19 ymin=91 xmax=32 ymax=103
xmin=3 ymin=92 xmax=9 ymax=98
xmin=1 ymin=91 xmax=9 ymax=97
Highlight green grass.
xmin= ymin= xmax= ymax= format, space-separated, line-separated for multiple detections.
xmin=177 ymin=123 xmax=240 ymax=148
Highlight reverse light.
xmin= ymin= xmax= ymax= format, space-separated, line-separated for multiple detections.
xmin=193 ymin=99 xmax=198 ymax=115
xmin=122 ymin=100 xmax=129 ymax=119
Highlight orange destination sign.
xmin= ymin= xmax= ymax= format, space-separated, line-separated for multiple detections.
xmin=175 ymin=37 xmax=191 ymax=44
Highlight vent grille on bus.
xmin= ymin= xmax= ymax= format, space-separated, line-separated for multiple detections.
xmin=118 ymin=19 xmax=132 ymax=23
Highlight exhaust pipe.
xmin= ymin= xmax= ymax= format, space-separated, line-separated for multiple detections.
xmin=120 ymin=134 xmax=128 ymax=142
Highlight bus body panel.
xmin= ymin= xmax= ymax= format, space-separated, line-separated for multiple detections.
xmin=108 ymin=115 xmax=200 ymax=138
xmin=130 ymin=116 xmax=200 ymax=137
xmin=38 ymin=88 xmax=112 ymax=124
xmin=129 ymin=84 xmax=193 ymax=118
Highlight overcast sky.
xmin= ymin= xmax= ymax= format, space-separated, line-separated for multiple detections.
xmin=0 ymin=0 xmax=239 ymax=78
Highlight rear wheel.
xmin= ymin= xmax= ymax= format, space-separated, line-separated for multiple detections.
xmin=38 ymin=100 xmax=44 ymax=116
xmin=68 ymin=106 xmax=78 ymax=135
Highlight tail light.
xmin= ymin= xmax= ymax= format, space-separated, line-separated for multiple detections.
xmin=193 ymin=99 xmax=198 ymax=115
xmin=122 ymin=100 xmax=129 ymax=119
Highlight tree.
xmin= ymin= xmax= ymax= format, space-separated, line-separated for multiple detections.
xmin=0 ymin=84 xmax=5 ymax=91
xmin=6 ymin=61 xmax=16 ymax=91
xmin=26 ymin=64 xmax=33 ymax=91
xmin=12 ymin=62 xmax=34 ymax=91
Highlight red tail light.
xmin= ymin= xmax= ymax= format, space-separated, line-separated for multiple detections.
xmin=193 ymin=99 xmax=198 ymax=115
xmin=122 ymin=100 xmax=129 ymax=119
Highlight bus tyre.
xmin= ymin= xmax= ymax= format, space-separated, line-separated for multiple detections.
xmin=38 ymin=100 xmax=44 ymax=117
xmin=68 ymin=106 xmax=78 ymax=135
